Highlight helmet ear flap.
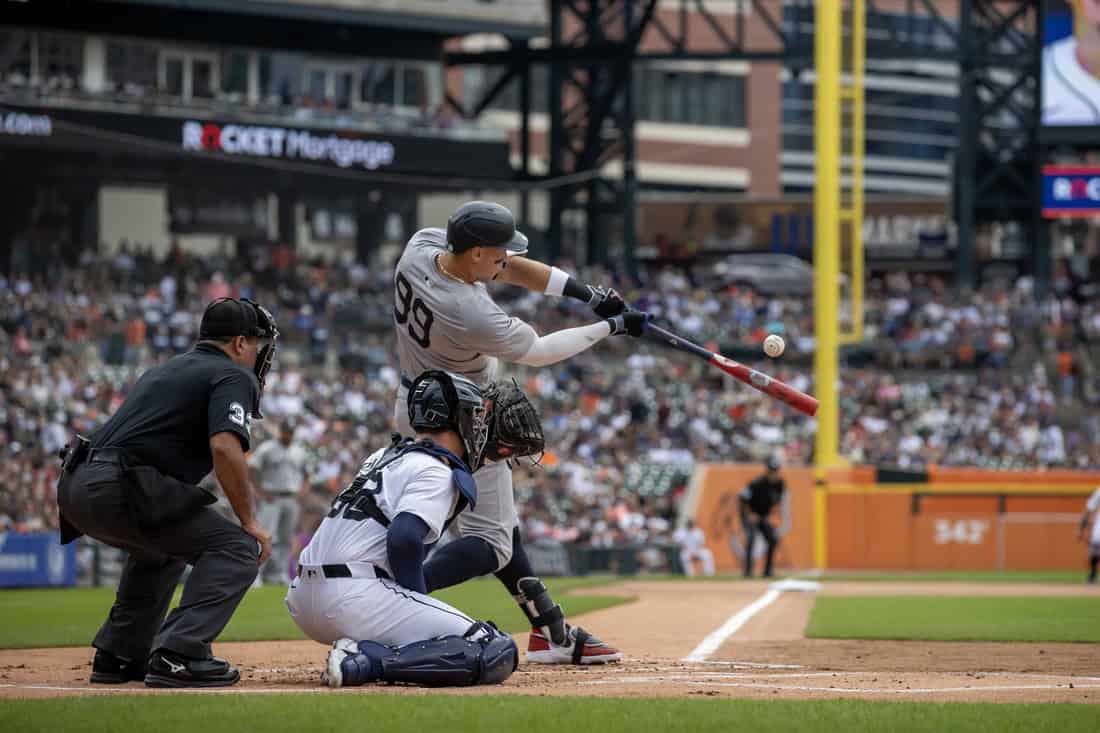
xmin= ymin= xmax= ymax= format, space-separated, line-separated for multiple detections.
xmin=408 ymin=370 xmax=458 ymax=432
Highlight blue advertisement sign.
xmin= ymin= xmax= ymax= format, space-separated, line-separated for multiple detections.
xmin=0 ymin=532 xmax=77 ymax=588
xmin=1042 ymin=165 xmax=1100 ymax=218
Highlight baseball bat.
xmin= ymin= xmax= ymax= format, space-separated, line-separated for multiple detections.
xmin=643 ymin=323 xmax=819 ymax=416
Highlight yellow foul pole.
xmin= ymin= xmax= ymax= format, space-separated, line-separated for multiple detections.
xmin=839 ymin=0 xmax=866 ymax=345
xmin=813 ymin=0 xmax=842 ymax=570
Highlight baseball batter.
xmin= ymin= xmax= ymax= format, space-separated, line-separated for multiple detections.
xmin=287 ymin=371 xmax=541 ymax=687
xmin=1079 ymin=486 xmax=1100 ymax=584
xmin=392 ymin=200 xmax=648 ymax=664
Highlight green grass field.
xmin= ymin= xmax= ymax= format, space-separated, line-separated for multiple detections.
xmin=1 ymin=695 xmax=1095 ymax=733
xmin=0 ymin=576 xmax=629 ymax=649
xmin=806 ymin=596 xmax=1100 ymax=643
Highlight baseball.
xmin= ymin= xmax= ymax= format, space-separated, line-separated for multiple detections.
xmin=763 ymin=334 xmax=785 ymax=358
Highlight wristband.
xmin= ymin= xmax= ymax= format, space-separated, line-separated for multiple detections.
xmin=562 ymin=277 xmax=593 ymax=303
xmin=545 ymin=266 xmax=571 ymax=297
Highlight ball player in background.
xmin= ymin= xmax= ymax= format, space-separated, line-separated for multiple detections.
xmin=1079 ymin=485 xmax=1100 ymax=584
xmin=740 ymin=456 xmax=788 ymax=578
xmin=287 ymin=371 xmax=542 ymax=687
xmin=674 ymin=519 xmax=715 ymax=577
xmin=1043 ymin=0 xmax=1100 ymax=124
xmin=390 ymin=201 xmax=648 ymax=664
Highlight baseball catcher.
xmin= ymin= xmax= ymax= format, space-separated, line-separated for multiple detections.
xmin=287 ymin=371 xmax=545 ymax=687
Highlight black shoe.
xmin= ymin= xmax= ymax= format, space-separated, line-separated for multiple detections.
xmin=144 ymin=650 xmax=240 ymax=688
xmin=90 ymin=649 xmax=147 ymax=684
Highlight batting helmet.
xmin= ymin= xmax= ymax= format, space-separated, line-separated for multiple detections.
xmin=408 ymin=370 xmax=490 ymax=470
xmin=446 ymin=201 xmax=529 ymax=256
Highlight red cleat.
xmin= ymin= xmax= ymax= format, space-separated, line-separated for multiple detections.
xmin=526 ymin=625 xmax=622 ymax=665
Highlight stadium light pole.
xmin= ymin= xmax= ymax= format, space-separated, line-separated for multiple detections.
xmin=813 ymin=0 xmax=842 ymax=571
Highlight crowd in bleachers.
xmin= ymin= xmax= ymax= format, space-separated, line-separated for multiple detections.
xmin=3 ymin=243 xmax=1100 ymax=544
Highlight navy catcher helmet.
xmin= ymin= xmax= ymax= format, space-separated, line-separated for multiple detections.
xmin=408 ymin=370 xmax=490 ymax=469
xmin=446 ymin=201 xmax=529 ymax=256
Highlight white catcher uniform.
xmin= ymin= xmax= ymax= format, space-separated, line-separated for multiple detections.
xmin=392 ymin=227 xmax=537 ymax=566
xmin=285 ymin=444 xmax=474 ymax=646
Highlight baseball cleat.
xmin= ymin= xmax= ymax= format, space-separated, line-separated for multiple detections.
xmin=144 ymin=650 xmax=240 ymax=688
xmin=321 ymin=638 xmax=360 ymax=688
xmin=90 ymin=649 xmax=147 ymax=684
xmin=526 ymin=625 xmax=622 ymax=665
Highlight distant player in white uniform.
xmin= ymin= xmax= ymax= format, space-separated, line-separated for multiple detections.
xmin=287 ymin=371 xmax=543 ymax=687
xmin=675 ymin=520 xmax=715 ymax=577
xmin=1079 ymin=486 xmax=1100 ymax=584
xmin=1043 ymin=1 xmax=1100 ymax=125
xmin=392 ymin=201 xmax=648 ymax=664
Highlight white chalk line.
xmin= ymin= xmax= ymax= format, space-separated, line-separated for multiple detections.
xmin=682 ymin=588 xmax=781 ymax=662
xmin=693 ymin=660 xmax=803 ymax=669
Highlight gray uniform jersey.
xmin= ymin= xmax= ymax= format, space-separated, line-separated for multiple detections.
xmin=391 ymin=227 xmax=537 ymax=569
xmin=393 ymin=227 xmax=537 ymax=387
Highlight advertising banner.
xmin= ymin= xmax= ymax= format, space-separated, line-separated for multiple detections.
xmin=0 ymin=103 xmax=513 ymax=180
xmin=0 ymin=532 xmax=77 ymax=588
xmin=1042 ymin=165 xmax=1100 ymax=218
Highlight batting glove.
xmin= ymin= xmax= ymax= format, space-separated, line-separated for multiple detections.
xmin=606 ymin=310 xmax=649 ymax=337
xmin=587 ymin=285 xmax=627 ymax=318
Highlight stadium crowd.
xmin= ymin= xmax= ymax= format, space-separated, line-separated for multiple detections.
xmin=3 ymin=243 xmax=1100 ymax=547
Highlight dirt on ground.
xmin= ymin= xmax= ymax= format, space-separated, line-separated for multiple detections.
xmin=2 ymin=580 xmax=1098 ymax=704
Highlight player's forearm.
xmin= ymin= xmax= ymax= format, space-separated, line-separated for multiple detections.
xmin=515 ymin=321 xmax=612 ymax=367
xmin=497 ymin=256 xmax=551 ymax=292
xmin=387 ymin=512 xmax=430 ymax=593
xmin=211 ymin=436 xmax=258 ymax=526
xmin=500 ymin=258 xmax=607 ymax=308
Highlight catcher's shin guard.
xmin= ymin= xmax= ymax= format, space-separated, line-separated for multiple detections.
xmin=325 ymin=623 xmax=517 ymax=688
xmin=515 ymin=576 xmax=567 ymax=646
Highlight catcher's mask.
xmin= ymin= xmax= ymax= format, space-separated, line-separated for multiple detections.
xmin=199 ymin=297 xmax=279 ymax=418
xmin=407 ymin=370 xmax=489 ymax=470
xmin=483 ymin=379 xmax=544 ymax=464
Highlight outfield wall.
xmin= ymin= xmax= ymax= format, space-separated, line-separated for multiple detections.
xmin=692 ymin=464 xmax=1097 ymax=572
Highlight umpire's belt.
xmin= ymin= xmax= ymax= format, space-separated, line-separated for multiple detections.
xmin=298 ymin=562 xmax=391 ymax=581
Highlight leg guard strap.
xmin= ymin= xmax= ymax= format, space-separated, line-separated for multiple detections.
xmin=516 ymin=576 xmax=567 ymax=646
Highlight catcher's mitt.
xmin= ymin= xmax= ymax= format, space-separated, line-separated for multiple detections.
xmin=483 ymin=379 xmax=544 ymax=463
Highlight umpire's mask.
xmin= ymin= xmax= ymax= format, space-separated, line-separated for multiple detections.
xmin=199 ymin=297 xmax=279 ymax=418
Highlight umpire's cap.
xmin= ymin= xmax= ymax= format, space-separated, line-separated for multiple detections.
xmin=765 ymin=456 xmax=781 ymax=471
xmin=446 ymin=201 xmax=529 ymax=256
xmin=199 ymin=298 xmax=277 ymax=340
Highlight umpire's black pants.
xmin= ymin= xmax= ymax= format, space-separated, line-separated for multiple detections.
xmin=742 ymin=515 xmax=778 ymax=578
xmin=57 ymin=461 xmax=259 ymax=663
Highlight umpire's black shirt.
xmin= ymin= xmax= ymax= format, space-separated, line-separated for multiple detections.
xmin=741 ymin=475 xmax=785 ymax=516
xmin=90 ymin=344 xmax=260 ymax=484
